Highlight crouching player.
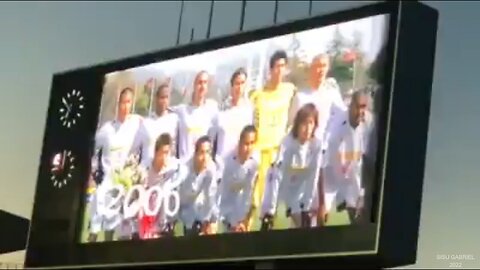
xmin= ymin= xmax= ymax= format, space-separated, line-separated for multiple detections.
xmin=321 ymin=90 xmax=370 ymax=224
xmin=261 ymin=104 xmax=325 ymax=229
xmin=136 ymin=133 xmax=187 ymax=239
xmin=178 ymin=136 xmax=219 ymax=236
xmin=219 ymin=125 xmax=259 ymax=233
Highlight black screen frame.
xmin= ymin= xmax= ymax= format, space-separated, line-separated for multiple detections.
xmin=25 ymin=1 xmax=437 ymax=268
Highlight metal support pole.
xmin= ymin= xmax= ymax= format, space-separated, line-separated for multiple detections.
xmin=176 ymin=0 xmax=185 ymax=45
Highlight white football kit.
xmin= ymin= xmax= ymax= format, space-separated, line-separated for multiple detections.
xmin=89 ymin=115 xmax=143 ymax=235
xmin=174 ymin=100 xmax=219 ymax=162
xmin=288 ymin=78 xmax=346 ymax=141
xmin=137 ymin=110 xmax=179 ymax=166
xmin=218 ymin=151 xmax=260 ymax=229
xmin=261 ymin=134 xmax=325 ymax=216
xmin=178 ymin=159 xmax=219 ymax=229
xmin=142 ymin=157 xmax=188 ymax=232
xmin=210 ymin=98 xmax=254 ymax=159
xmin=323 ymin=114 xmax=369 ymax=212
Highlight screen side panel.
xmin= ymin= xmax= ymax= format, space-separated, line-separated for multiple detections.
xmin=378 ymin=2 xmax=438 ymax=267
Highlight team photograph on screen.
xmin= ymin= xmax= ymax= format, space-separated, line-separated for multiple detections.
xmin=81 ymin=14 xmax=389 ymax=242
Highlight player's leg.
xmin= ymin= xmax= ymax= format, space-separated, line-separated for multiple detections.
xmin=344 ymin=182 xmax=363 ymax=224
xmin=290 ymin=213 xmax=302 ymax=228
xmin=104 ymin=213 xmax=122 ymax=241
xmin=160 ymin=220 xmax=173 ymax=237
xmin=116 ymin=218 xmax=129 ymax=241
xmin=104 ymin=230 xmax=115 ymax=241
xmin=249 ymin=148 xmax=277 ymax=230
xmin=298 ymin=202 xmax=312 ymax=228
xmin=208 ymin=221 xmax=219 ymax=234
xmin=321 ymin=167 xmax=343 ymax=226
xmin=260 ymin=213 xmax=274 ymax=231
xmin=316 ymin=171 xmax=327 ymax=226
xmin=131 ymin=218 xmax=140 ymax=240
xmin=87 ymin=190 xmax=102 ymax=242
xmin=184 ymin=220 xmax=200 ymax=237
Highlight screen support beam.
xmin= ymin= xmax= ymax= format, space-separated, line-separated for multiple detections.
xmin=175 ymin=0 xmax=184 ymax=45
xmin=206 ymin=1 xmax=215 ymax=39
xmin=239 ymin=0 xmax=247 ymax=31
xmin=273 ymin=0 xmax=279 ymax=24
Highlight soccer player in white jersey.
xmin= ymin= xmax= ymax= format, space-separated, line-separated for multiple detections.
xmin=261 ymin=104 xmax=325 ymax=229
xmin=88 ymin=87 xmax=143 ymax=242
xmin=321 ymin=90 xmax=371 ymax=224
xmin=138 ymin=133 xmax=187 ymax=239
xmin=219 ymin=125 xmax=259 ymax=233
xmin=209 ymin=68 xmax=254 ymax=160
xmin=137 ymin=83 xmax=179 ymax=166
xmin=178 ymin=136 xmax=219 ymax=236
xmin=288 ymin=54 xmax=346 ymax=141
xmin=175 ymin=70 xmax=219 ymax=162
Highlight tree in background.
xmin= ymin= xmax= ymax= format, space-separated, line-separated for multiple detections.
xmin=326 ymin=26 xmax=354 ymax=95
xmin=326 ymin=27 xmax=373 ymax=96
xmin=99 ymin=71 xmax=135 ymax=127
xmin=286 ymin=33 xmax=310 ymax=90
xmin=134 ymin=78 xmax=154 ymax=117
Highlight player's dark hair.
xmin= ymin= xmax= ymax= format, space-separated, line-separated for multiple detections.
xmin=194 ymin=135 xmax=211 ymax=154
xmin=230 ymin=67 xmax=248 ymax=86
xmin=194 ymin=70 xmax=209 ymax=85
xmin=155 ymin=83 xmax=170 ymax=99
xmin=119 ymin=87 xmax=134 ymax=100
xmin=350 ymin=88 xmax=369 ymax=108
xmin=238 ymin=125 xmax=257 ymax=145
xmin=269 ymin=50 xmax=288 ymax=69
xmin=154 ymin=133 xmax=172 ymax=152
xmin=292 ymin=103 xmax=319 ymax=140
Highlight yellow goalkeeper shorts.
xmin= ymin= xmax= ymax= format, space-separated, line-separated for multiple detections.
xmin=247 ymin=147 xmax=279 ymax=231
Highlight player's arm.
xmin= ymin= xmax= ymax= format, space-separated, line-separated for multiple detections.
xmin=330 ymin=78 xmax=348 ymax=116
xmin=201 ymin=169 xmax=219 ymax=233
xmin=170 ymin=114 xmax=180 ymax=159
xmin=91 ymin=125 xmax=108 ymax=185
xmin=172 ymin=105 xmax=184 ymax=160
xmin=178 ymin=171 xmax=200 ymax=206
xmin=301 ymin=146 xmax=324 ymax=212
xmin=217 ymin=161 xmax=231 ymax=224
xmin=136 ymin=121 xmax=149 ymax=166
xmin=287 ymin=92 xmax=299 ymax=133
xmin=174 ymin=121 xmax=181 ymax=160
xmin=208 ymin=115 xmax=219 ymax=158
xmin=238 ymin=161 xmax=259 ymax=227
xmin=260 ymin=140 xmax=288 ymax=218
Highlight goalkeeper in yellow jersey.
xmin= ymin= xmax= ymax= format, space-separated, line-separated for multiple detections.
xmin=248 ymin=50 xmax=296 ymax=230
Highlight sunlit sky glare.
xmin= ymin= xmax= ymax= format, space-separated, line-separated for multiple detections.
xmin=117 ymin=14 xmax=388 ymax=79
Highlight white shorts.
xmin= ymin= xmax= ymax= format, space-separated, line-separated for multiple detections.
xmin=283 ymin=184 xmax=304 ymax=214
xmin=116 ymin=218 xmax=139 ymax=238
xmin=89 ymin=187 xmax=122 ymax=234
xmin=323 ymin=167 xmax=363 ymax=212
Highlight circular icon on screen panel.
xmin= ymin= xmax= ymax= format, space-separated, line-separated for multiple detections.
xmin=59 ymin=89 xmax=84 ymax=128
xmin=50 ymin=150 xmax=75 ymax=188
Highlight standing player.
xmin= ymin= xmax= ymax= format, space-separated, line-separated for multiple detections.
xmin=88 ymin=87 xmax=143 ymax=242
xmin=288 ymin=53 xmax=346 ymax=142
xmin=137 ymin=83 xmax=179 ymax=167
xmin=321 ymin=90 xmax=371 ymax=224
xmin=287 ymin=53 xmax=346 ymax=226
xmin=219 ymin=125 xmax=259 ymax=233
xmin=178 ymin=136 xmax=219 ymax=236
xmin=138 ymin=133 xmax=187 ymax=239
xmin=248 ymin=50 xmax=296 ymax=230
xmin=209 ymin=68 xmax=254 ymax=160
xmin=175 ymin=70 xmax=219 ymax=162
xmin=261 ymin=104 xmax=325 ymax=229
